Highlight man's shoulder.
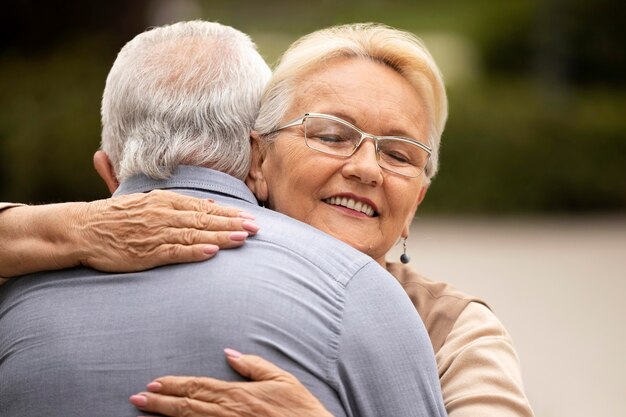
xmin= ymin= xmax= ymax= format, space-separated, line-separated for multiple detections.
xmin=246 ymin=207 xmax=385 ymax=287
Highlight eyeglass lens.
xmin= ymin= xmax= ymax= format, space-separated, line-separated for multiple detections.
xmin=303 ymin=116 xmax=428 ymax=177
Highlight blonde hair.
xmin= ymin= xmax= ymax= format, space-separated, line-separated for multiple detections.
xmin=254 ymin=23 xmax=447 ymax=179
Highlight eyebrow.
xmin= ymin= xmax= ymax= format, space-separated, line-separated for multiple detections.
xmin=319 ymin=110 xmax=420 ymax=139
xmin=384 ymin=128 xmax=422 ymax=139
xmin=319 ymin=110 xmax=358 ymax=126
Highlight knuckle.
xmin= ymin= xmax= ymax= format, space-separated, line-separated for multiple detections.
xmin=219 ymin=206 xmax=239 ymax=218
xmin=180 ymin=397 xmax=195 ymax=417
xmin=181 ymin=229 xmax=198 ymax=245
xmin=224 ymin=386 xmax=249 ymax=403
xmin=195 ymin=212 xmax=215 ymax=230
xmin=197 ymin=198 xmax=214 ymax=213
xmin=216 ymin=232 xmax=239 ymax=247
xmin=146 ymin=189 xmax=162 ymax=202
xmin=149 ymin=189 xmax=178 ymax=207
xmin=184 ymin=378 xmax=204 ymax=399
xmin=167 ymin=245 xmax=183 ymax=260
xmin=228 ymin=218 xmax=244 ymax=230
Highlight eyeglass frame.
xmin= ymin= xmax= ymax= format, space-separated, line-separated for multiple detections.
xmin=266 ymin=112 xmax=432 ymax=178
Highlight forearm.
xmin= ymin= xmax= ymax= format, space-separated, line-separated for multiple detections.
xmin=438 ymin=303 xmax=534 ymax=417
xmin=0 ymin=202 xmax=86 ymax=278
xmin=1 ymin=191 xmax=259 ymax=280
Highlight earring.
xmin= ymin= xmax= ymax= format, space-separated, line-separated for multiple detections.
xmin=400 ymin=237 xmax=410 ymax=264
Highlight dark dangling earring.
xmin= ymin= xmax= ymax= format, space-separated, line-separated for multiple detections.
xmin=400 ymin=237 xmax=410 ymax=264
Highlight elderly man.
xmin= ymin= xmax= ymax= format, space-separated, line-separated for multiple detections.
xmin=0 ymin=21 xmax=445 ymax=417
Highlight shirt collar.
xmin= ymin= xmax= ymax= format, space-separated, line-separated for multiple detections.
xmin=113 ymin=165 xmax=258 ymax=205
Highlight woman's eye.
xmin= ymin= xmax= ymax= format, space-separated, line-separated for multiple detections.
xmin=384 ymin=151 xmax=411 ymax=164
xmin=314 ymin=134 xmax=348 ymax=143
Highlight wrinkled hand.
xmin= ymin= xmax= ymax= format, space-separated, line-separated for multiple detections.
xmin=129 ymin=350 xmax=334 ymax=417
xmin=73 ymin=190 xmax=259 ymax=272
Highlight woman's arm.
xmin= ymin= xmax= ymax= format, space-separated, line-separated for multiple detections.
xmin=437 ymin=302 xmax=535 ymax=417
xmin=0 ymin=190 xmax=259 ymax=279
xmin=130 ymin=349 xmax=334 ymax=417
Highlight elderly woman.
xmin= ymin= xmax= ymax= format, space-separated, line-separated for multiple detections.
xmin=0 ymin=24 xmax=533 ymax=416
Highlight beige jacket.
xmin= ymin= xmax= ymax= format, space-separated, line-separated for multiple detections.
xmin=387 ymin=262 xmax=534 ymax=417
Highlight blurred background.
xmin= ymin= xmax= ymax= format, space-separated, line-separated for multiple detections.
xmin=1 ymin=0 xmax=624 ymax=415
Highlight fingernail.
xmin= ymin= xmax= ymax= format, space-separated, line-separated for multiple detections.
xmin=224 ymin=348 xmax=242 ymax=359
xmin=203 ymin=244 xmax=219 ymax=255
xmin=242 ymin=221 xmax=260 ymax=233
xmin=146 ymin=381 xmax=162 ymax=392
xmin=238 ymin=211 xmax=255 ymax=220
xmin=229 ymin=231 xmax=248 ymax=242
xmin=129 ymin=394 xmax=148 ymax=407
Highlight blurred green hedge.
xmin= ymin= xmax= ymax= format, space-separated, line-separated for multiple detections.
xmin=1 ymin=0 xmax=624 ymax=214
xmin=423 ymin=80 xmax=626 ymax=214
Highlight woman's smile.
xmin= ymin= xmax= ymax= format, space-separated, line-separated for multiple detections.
xmin=322 ymin=193 xmax=378 ymax=218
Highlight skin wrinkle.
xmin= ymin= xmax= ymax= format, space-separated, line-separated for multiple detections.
xmin=298 ymin=71 xmax=427 ymax=140
xmin=254 ymin=58 xmax=428 ymax=264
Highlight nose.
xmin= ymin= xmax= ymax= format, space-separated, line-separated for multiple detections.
xmin=341 ymin=138 xmax=383 ymax=186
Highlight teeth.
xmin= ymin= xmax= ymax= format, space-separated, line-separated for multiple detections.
xmin=324 ymin=197 xmax=375 ymax=217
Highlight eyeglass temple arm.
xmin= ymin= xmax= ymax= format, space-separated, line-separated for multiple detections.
xmin=266 ymin=116 xmax=306 ymax=135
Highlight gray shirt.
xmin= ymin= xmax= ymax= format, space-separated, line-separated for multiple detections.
xmin=0 ymin=166 xmax=446 ymax=417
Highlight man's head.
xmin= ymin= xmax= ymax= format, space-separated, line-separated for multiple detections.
xmin=96 ymin=20 xmax=271 ymax=192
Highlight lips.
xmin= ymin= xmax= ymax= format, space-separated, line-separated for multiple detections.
xmin=323 ymin=196 xmax=377 ymax=217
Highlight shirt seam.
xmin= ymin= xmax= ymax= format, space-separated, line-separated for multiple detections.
xmin=249 ymin=237 xmax=373 ymax=395
xmin=324 ymin=261 xmax=374 ymax=395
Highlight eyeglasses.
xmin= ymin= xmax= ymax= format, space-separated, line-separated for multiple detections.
xmin=268 ymin=113 xmax=431 ymax=178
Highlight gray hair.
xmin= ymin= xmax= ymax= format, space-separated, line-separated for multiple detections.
xmin=101 ymin=20 xmax=271 ymax=181
xmin=254 ymin=23 xmax=447 ymax=180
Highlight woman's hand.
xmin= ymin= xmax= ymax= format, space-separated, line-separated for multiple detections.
xmin=1 ymin=190 xmax=257 ymax=278
xmin=129 ymin=349 xmax=334 ymax=417
xmin=74 ymin=190 xmax=260 ymax=272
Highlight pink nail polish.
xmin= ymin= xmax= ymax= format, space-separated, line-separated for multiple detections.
xmin=229 ymin=231 xmax=248 ymax=241
xmin=238 ymin=211 xmax=255 ymax=220
xmin=242 ymin=221 xmax=260 ymax=233
xmin=224 ymin=348 xmax=243 ymax=359
xmin=203 ymin=245 xmax=219 ymax=255
xmin=129 ymin=394 xmax=148 ymax=407
xmin=146 ymin=381 xmax=162 ymax=392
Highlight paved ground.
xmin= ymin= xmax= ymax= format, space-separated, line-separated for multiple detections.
xmin=387 ymin=215 xmax=626 ymax=417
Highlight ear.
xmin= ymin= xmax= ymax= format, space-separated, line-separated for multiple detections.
xmin=245 ymin=131 xmax=269 ymax=203
xmin=401 ymin=182 xmax=429 ymax=238
xmin=93 ymin=150 xmax=119 ymax=194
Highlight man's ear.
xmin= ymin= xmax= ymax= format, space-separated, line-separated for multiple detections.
xmin=401 ymin=182 xmax=429 ymax=238
xmin=245 ymin=131 xmax=269 ymax=203
xmin=93 ymin=150 xmax=119 ymax=194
